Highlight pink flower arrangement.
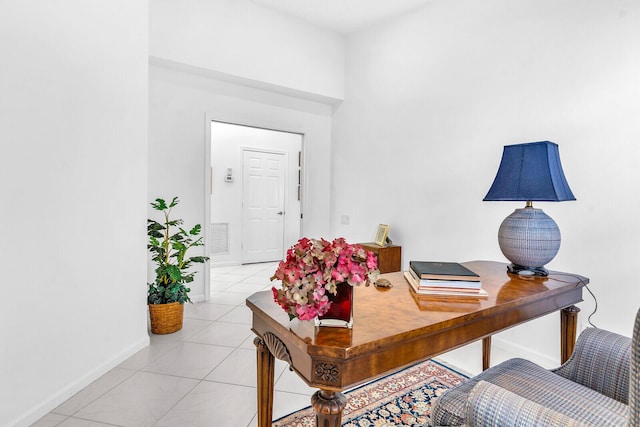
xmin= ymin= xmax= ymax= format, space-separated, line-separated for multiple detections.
xmin=271 ymin=237 xmax=378 ymax=321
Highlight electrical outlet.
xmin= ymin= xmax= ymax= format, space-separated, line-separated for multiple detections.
xmin=341 ymin=215 xmax=350 ymax=225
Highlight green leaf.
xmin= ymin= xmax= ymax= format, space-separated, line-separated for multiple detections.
xmin=147 ymin=221 xmax=165 ymax=232
xmin=172 ymin=242 xmax=186 ymax=251
xmin=170 ymin=232 xmax=185 ymax=242
xmin=166 ymin=265 xmax=181 ymax=282
xmin=148 ymin=230 xmax=163 ymax=239
xmin=151 ymin=198 xmax=167 ymax=210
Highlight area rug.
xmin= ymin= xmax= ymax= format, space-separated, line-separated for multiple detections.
xmin=273 ymin=359 xmax=468 ymax=427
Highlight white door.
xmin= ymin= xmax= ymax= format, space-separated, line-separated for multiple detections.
xmin=242 ymin=150 xmax=286 ymax=263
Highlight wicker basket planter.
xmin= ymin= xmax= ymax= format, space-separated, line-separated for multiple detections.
xmin=148 ymin=302 xmax=184 ymax=334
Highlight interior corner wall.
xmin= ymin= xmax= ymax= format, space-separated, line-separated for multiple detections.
xmin=332 ymin=0 xmax=640 ymax=367
xmin=0 ymin=2 xmax=149 ymax=426
xmin=149 ymin=63 xmax=333 ymax=299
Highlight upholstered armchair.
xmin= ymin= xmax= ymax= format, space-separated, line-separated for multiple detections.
xmin=431 ymin=308 xmax=639 ymax=426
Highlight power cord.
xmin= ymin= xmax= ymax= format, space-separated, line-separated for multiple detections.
xmin=547 ymin=273 xmax=598 ymax=328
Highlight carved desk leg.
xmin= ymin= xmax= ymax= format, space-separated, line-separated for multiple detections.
xmin=254 ymin=337 xmax=275 ymax=427
xmin=311 ymin=389 xmax=347 ymax=427
xmin=254 ymin=332 xmax=294 ymax=427
xmin=482 ymin=336 xmax=491 ymax=370
xmin=561 ymin=305 xmax=581 ymax=363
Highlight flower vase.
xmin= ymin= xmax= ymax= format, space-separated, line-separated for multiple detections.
xmin=315 ymin=282 xmax=354 ymax=328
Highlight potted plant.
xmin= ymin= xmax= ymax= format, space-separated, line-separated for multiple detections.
xmin=147 ymin=196 xmax=208 ymax=334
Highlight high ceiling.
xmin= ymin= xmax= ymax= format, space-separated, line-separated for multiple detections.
xmin=251 ymin=0 xmax=433 ymax=34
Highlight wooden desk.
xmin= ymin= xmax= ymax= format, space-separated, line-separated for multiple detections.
xmin=247 ymin=261 xmax=588 ymax=427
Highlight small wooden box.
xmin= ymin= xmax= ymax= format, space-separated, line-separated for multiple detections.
xmin=358 ymin=243 xmax=402 ymax=274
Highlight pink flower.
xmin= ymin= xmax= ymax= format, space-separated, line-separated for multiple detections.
xmin=296 ymin=304 xmax=318 ymax=320
xmin=331 ymin=269 xmax=345 ymax=282
xmin=367 ymin=252 xmax=377 ymax=270
xmin=284 ymin=267 xmax=298 ymax=283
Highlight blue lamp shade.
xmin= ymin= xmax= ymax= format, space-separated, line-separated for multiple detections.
xmin=483 ymin=141 xmax=575 ymax=276
xmin=483 ymin=141 xmax=575 ymax=202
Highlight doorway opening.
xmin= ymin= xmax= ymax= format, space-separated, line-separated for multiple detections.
xmin=207 ymin=121 xmax=303 ymax=271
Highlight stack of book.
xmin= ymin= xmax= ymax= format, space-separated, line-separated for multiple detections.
xmin=404 ymin=261 xmax=488 ymax=298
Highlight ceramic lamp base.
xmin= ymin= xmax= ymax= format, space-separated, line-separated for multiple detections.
xmin=498 ymin=206 xmax=561 ymax=276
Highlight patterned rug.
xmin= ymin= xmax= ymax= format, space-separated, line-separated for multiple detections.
xmin=273 ymin=359 xmax=468 ymax=427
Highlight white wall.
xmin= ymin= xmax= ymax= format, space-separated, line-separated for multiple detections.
xmin=332 ymin=0 xmax=640 ymax=367
xmin=149 ymin=62 xmax=334 ymax=300
xmin=210 ymin=123 xmax=302 ymax=266
xmin=149 ymin=0 xmax=346 ymax=102
xmin=0 ymin=2 xmax=149 ymax=426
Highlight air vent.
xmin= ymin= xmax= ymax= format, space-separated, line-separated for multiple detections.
xmin=211 ymin=223 xmax=229 ymax=254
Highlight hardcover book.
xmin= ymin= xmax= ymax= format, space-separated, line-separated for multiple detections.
xmin=404 ymin=271 xmax=488 ymax=298
xmin=409 ymin=261 xmax=481 ymax=282
xmin=408 ymin=269 xmax=482 ymax=289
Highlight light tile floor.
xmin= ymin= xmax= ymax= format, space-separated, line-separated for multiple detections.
xmin=33 ymin=262 xmax=502 ymax=427
xmin=33 ymin=262 xmax=317 ymax=427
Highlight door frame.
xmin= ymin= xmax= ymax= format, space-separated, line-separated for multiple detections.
xmin=204 ymin=116 xmax=305 ymax=300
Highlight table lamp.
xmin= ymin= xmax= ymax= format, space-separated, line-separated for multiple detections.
xmin=483 ymin=141 xmax=575 ymax=276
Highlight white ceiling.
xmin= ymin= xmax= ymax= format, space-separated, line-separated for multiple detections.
xmin=251 ymin=0 xmax=433 ymax=35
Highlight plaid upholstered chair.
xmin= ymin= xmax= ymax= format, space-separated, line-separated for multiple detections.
xmin=431 ymin=308 xmax=639 ymax=426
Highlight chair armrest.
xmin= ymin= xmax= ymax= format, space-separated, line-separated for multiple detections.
xmin=464 ymin=381 xmax=589 ymax=427
xmin=553 ymin=327 xmax=631 ymax=403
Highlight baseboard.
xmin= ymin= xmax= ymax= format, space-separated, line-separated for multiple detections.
xmin=440 ymin=337 xmax=560 ymax=377
xmin=492 ymin=336 xmax=559 ymax=369
xmin=190 ymin=293 xmax=206 ymax=303
xmin=210 ymin=261 xmax=241 ymax=268
xmin=10 ymin=335 xmax=150 ymax=427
